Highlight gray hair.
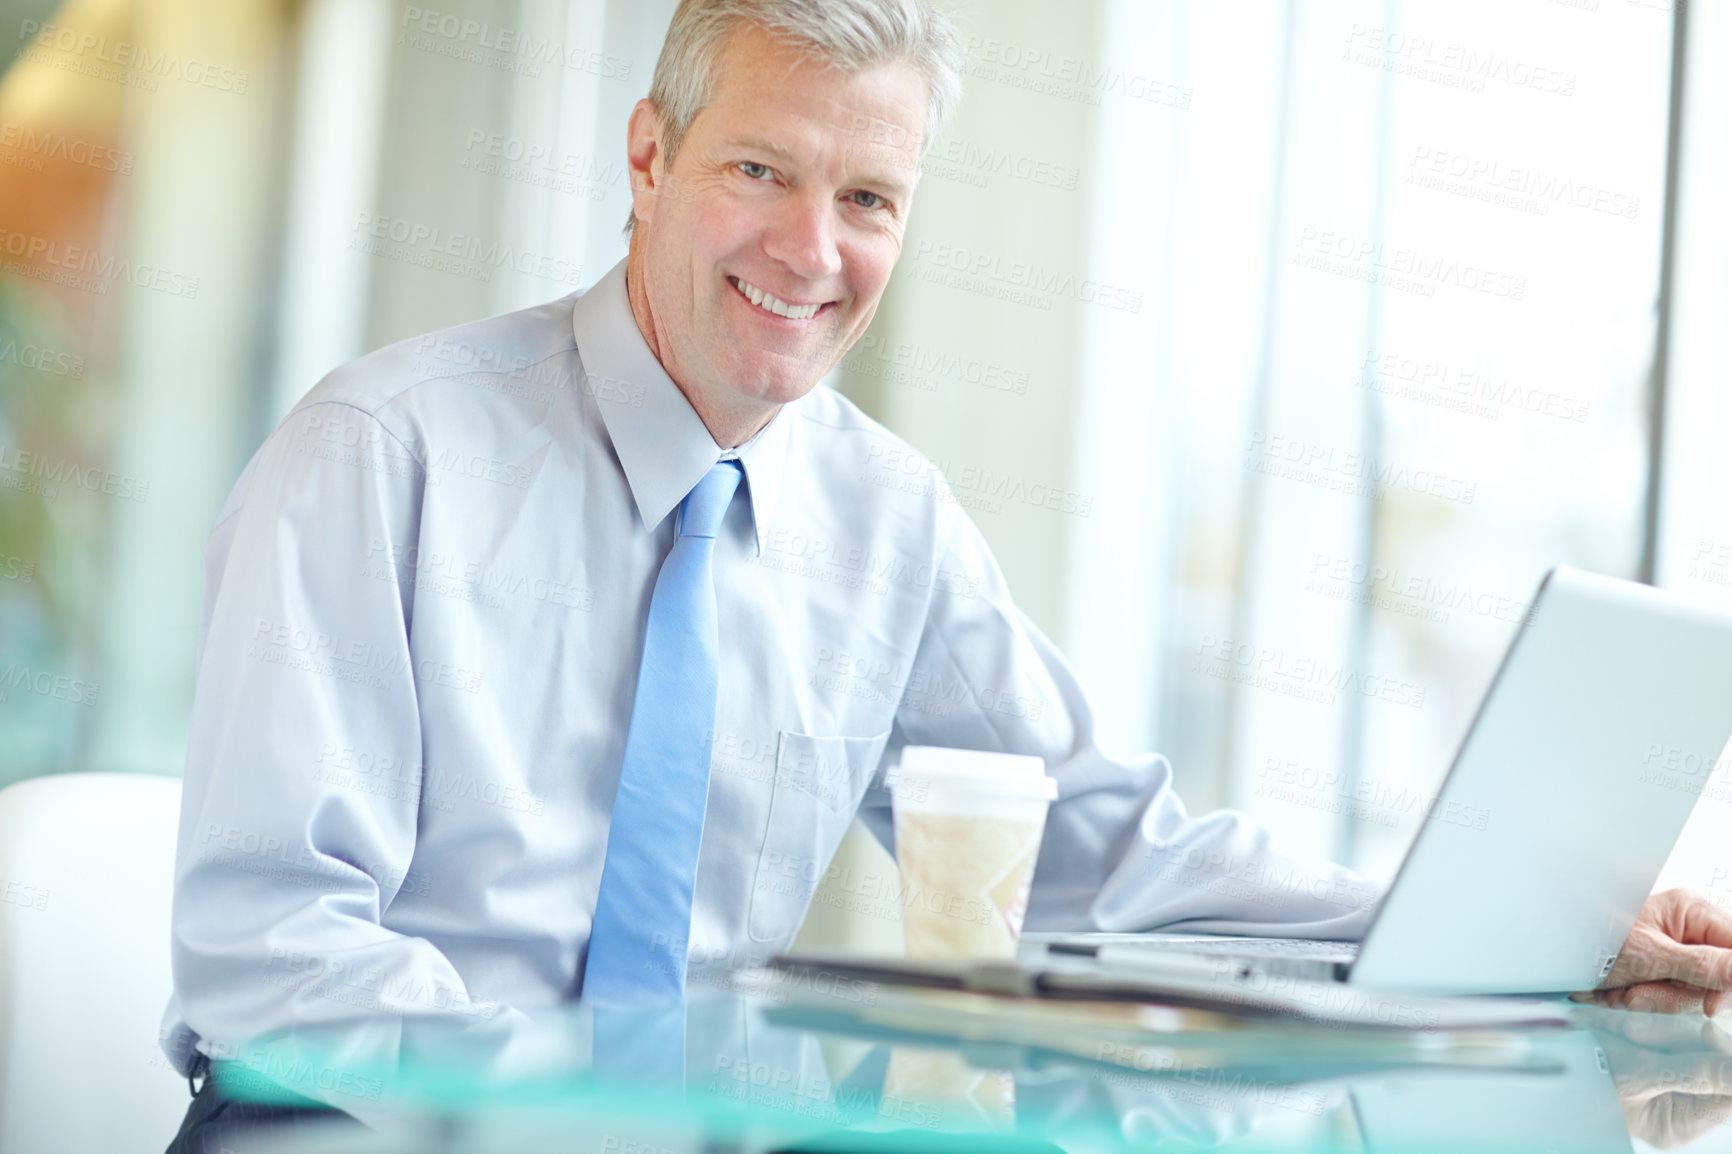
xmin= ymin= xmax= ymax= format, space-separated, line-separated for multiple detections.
xmin=627 ymin=0 xmax=964 ymax=233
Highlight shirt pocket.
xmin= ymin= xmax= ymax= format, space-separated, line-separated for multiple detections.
xmin=747 ymin=728 xmax=891 ymax=945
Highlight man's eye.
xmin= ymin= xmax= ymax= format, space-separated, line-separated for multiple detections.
xmin=849 ymin=190 xmax=886 ymax=210
xmin=739 ymin=162 xmax=772 ymax=180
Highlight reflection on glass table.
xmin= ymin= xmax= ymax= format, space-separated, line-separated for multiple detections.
xmin=195 ymin=972 xmax=1732 ymax=1154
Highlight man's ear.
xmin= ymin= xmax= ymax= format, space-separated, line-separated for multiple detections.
xmin=627 ymin=99 xmax=664 ymax=227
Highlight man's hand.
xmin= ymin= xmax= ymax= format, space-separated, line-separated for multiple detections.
xmin=1574 ymin=889 xmax=1732 ymax=1015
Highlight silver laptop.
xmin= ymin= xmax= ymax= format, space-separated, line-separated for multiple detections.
xmin=1028 ymin=566 xmax=1732 ymax=996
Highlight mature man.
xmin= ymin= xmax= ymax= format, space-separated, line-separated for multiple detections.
xmin=163 ymin=0 xmax=1732 ymax=1146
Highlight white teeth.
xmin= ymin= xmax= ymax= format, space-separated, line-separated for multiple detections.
xmin=732 ymin=277 xmax=820 ymax=321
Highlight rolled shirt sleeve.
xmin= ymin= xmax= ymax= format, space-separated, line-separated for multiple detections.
xmin=163 ymin=401 xmax=502 ymax=1076
xmin=862 ymin=486 xmax=1379 ymax=940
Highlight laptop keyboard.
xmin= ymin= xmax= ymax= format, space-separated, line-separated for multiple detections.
xmin=1163 ymin=936 xmax=1362 ymax=961
xmin=1026 ymin=932 xmax=1362 ymax=966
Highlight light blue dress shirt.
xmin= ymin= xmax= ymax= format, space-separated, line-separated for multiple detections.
xmin=160 ymin=259 xmax=1376 ymax=1075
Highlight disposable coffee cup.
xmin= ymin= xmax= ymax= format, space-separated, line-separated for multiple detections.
xmin=887 ymin=746 xmax=1058 ymax=960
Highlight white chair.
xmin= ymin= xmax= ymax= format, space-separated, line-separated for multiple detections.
xmin=0 ymin=772 xmax=189 ymax=1154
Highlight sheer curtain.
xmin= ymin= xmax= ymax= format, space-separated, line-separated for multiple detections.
xmin=1062 ymin=0 xmax=1676 ymax=880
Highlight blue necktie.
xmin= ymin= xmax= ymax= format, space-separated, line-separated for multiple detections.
xmin=583 ymin=460 xmax=743 ymax=1006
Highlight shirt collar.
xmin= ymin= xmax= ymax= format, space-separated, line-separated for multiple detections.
xmin=570 ymin=259 xmax=791 ymax=554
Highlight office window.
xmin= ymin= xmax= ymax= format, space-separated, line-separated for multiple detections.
xmin=1059 ymin=0 xmax=1675 ymax=878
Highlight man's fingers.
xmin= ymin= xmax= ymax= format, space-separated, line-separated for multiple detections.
xmin=1589 ymin=980 xmax=1707 ymax=1014
xmin=1676 ymin=890 xmax=1732 ymax=951
xmin=1584 ymin=986 xmax=1638 ymax=1010
xmin=1614 ymin=938 xmax=1732 ymax=991
xmin=1670 ymin=943 xmax=1732 ymax=991
xmin=1611 ymin=981 xmax=1709 ymax=1015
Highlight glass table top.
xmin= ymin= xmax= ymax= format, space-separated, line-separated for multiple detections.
xmin=206 ymin=968 xmax=1732 ymax=1153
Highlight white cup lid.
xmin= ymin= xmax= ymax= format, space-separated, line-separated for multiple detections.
xmin=889 ymin=745 xmax=1057 ymax=800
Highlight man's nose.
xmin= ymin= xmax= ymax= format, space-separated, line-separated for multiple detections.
xmin=762 ymin=191 xmax=842 ymax=282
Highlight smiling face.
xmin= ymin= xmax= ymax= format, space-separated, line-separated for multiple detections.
xmin=625 ymin=22 xmax=928 ymax=445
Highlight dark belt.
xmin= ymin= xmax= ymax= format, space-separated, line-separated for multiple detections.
xmin=183 ymin=1052 xmax=345 ymax=1116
